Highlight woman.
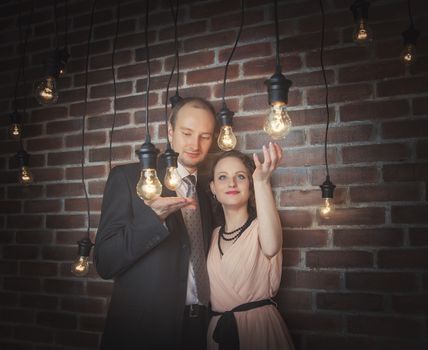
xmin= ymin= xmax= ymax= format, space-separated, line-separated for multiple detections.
xmin=207 ymin=143 xmax=295 ymax=350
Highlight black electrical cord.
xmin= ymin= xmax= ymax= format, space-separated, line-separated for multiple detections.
xmin=319 ymin=0 xmax=330 ymax=178
xmin=144 ymin=0 xmax=151 ymax=142
xmin=54 ymin=0 xmax=59 ymax=49
xmin=407 ymin=0 xmax=414 ymax=29
xmin=274 ymin=0 xmax=280 ymax=70
xmin=221 ymin=0 xmax=244 ymax=106
xmin=109 ymin=0 xmax=121 ymax=171
xmin=64 ymin=0 xmax=69 ymax=49
xmin=172 ymin=0 xmax=180 ymax=95
xmin=81 ymin=0 xmax=98 ymax=240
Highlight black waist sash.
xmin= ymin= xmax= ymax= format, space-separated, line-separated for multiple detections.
xmin=210 ymin=299 xmax=274 ymax=350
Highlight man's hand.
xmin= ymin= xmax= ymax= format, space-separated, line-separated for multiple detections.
xmin=144 ymin=196 xmax=195 ymax=221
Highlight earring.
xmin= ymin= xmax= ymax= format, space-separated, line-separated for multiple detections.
xmin=213 ymin=193 xmax=217 ymax=200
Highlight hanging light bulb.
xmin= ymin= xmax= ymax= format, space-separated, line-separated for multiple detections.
xmin=161 ymin=146 xmax=181 ymax=191
xmin=136 ymin=141 xmax=162 ymax=200
xmin=217 ymin=105 xmax=237 ymax=151
xmin=15 ymin=149 xmax=34 ymax=185
xmin=400 ymin=27 xmax=419 ymax=65
xmin=319 ymin=176 xmax=336 ymax=219
xmin=9 ymin=111 xmax=22 ymax=138
xmin=350 ymin=0 xmax=373 ymax=45
xmin=58 ymin=47 xmax=70 ymax=77
xmin=265 ymin=68 xmax=293 ymax=140
xmin=34 ymin=50 xmax=61 ymax=105
xmin=170 ymin=91 xmax=183 ymax=108
xmin=71 ymin=238 xmax=93 ymax=277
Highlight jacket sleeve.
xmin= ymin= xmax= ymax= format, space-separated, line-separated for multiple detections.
xmin=93 ymin=166 xmax=170 ymax=279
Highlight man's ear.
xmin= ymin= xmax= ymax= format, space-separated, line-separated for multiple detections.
xmin=167 ymin=122 xmax=173 ymax=144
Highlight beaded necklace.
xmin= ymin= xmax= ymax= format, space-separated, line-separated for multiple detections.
xmin=218 ymin=215 xmax=255 ymax=256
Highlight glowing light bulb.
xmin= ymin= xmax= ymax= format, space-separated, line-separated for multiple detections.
xmin=164 ymin=166 xmax=181 ymax=191
xmin=34 ymin=77 xmax=58 ymax=105
xmin=9 ymin=123 xmax=22 ymax=138
xmin=264 ymin=103 xmax=292 ymax=140
xmin=353 ymin=19 xmax=373 ymax=45
xmin=19 ymin=166 xmax=34 ymax=184
xmin=71 ymin=256 xmax=90 ymax=276
xmin=400 ymin=43 xmax=416 ymax=65
xmin=217 ymin=125 xmax=237 ymax=151
xmin=136 ymin=168 xmax=162 ymax=200
xmin=319 ymin=197 xmax=335 ymax=219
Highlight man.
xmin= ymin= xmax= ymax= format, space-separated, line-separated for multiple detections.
xmin=94 ymin=97 xmax=216 ymax=350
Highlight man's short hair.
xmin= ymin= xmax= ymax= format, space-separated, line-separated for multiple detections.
xmin=169 ymin=97 xmax=216 ymax=129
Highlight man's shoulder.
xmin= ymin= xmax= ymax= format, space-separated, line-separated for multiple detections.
xmin=110 ymin=162 xmax=140 ymax=176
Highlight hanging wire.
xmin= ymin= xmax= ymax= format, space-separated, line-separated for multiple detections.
xmin=319 ymin=0 xmax=331 ymax=178
xmin=165 ymin=0 xmax=178 ymax=141
xmin=172 ymin=0 xmax=180 ymax=95
xmin=109 ymin=0 xmax=121 ymax=171
xmin=407 ymin=0 xmax=415 ymax=29
xmin=64 ymin=0 xmax=69 ymax=48
xmin=13 ymin=0 xmax=24 ymax=112
xmin=144 ymin=0 xmax=151 ymax=142
xmin=54 ymin=0 xmax=59 ymax=49
xmin=274 ymin=0 xmax=281 ymax=69
xmin=81 ymin=0 xmax=98 ymax=240
xmin=221 ymin=0 xmax=244 ymax=106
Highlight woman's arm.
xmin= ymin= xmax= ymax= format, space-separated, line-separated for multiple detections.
xmin=253 ymin=142 xmax=283 ymax=258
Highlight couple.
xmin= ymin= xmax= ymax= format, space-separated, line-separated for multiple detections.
xmin=94 ymin=98 xmax=295 ymax=350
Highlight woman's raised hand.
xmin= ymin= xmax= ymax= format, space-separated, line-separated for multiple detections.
xmin=252 ymin=142 xmax=283 ymax=183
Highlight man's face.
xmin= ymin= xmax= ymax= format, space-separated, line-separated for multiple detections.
xmin=168 ymin=103 xmax=215 ymax=172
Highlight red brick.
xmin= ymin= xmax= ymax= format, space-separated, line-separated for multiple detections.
xmin=288 ymin=70 xmax=335 ymax=87
xmin=350 ymin=184 xmax=421 ymax=202
xmin=87 ymin=112 xmax=130 ymax=130
xmin=135 ymin=42 xmax=176 ymax=62
xmin=272 ymin=168 xmax=308 ymax=187
xmin=318 ymin=207 xmax=385 ymax=226
xmin=46 ymin=215 xmax=86 ymax=229
xmin=285 ymin=311 xmax=342 ymax=332
xmin=55 ymin=330 xmax=99 ymax=348
xmin=164 ymin=51 xmax=215 ymax=71
xmin=115 ymin=93 xmax=158 ymax=110
xmin=37 ymin=311 xmax=77 ymax=330
xmin=378 ymin=249 xmax=428 ymax=269
xmin=23 ymin=199 xmax=62 ymax=213
xmin=69 ymin=99 xmax=111 ymax=117
xmin=392 ymin=205 xmax=428 ymax=224
xmin=317 ymin=292 xmax=383 ymax=312
xmin=283 ymin=229 xmax=328 ymax=248
xmin=383 ymin=163 xmax=428 ymax=182
xmin=65 ymin=131 xmax=107 ymax=148
xmin=21 ymin=262 xmax=58 ymax=277
xmin=246 ymin=130 xmax=306 ymax=150
xmin=346 ymin=272 xmax=418 ymax=292
xmin=46 ymin=183 xmax=83 ymax=197
xmin=334 ymin=228 xmax=403 ymax=247
xmin=7 ymin=215 xmax=44 ymax=229
xmin=283 ymin=249 xmax=301 ymax=267
xmin=89 ymin=145 xmax=132 ymax=163
xmin=58 ymin=88 xmax=86 ymax=103
xmin=0 ymin=200 xmax=21 ymax=213
xmin=117 ymin=61 xmax=161 ymax=80
xmin=16 ymin=230 xmax=53 ymax=244
xmin=213 ymin=78 xmax=267 ymax=98
xmin=31 ymin=107 xmax=68 ymax=123
xmin=90 ymin=50 xmax=133 ymax=69
xmin=218 ymin=42 xmax=271 ymax=63
xmin=90 ymin=81 xmax=133 ymax=99
xmin=70 ymin=40 xmax=110 ymax=58
xmin=413 ymin=97 xmax=428 ymax=115
xmin=340 ymin=99 xmax=410 ymax=122
xmin=159 ymin=20 xmax=207 ymax=41
xmin=378 ymin=76 xmax=428 ymax=97
xmin=306 ymin=250 xmax=373 ymax=268
xmin=42 ymin=246 xmax=76 ymax=261
xmin=26 ymin=137 xmax=63 ymax=151
xmin=2 ymin=245 xmax=38 ymax=260
xmin=392 ymin=294 xmax=428 ymax=315
xmin=289 ymin=107 xmax=334 ymax=126
xmin=279 ymin=209 xmax=312 ymax=228
xmin=93 ymin=19 xmax=136 ymax=40
xmin=46 ymin=119 xmax=82 ymax=135
xmin=88 ymin=180 xmax=107 ymax=195
xmin=183 ymin=30 xmax=236 ymax=52
xmin=243 ymin=56 xmax=303 ymax=77
xmin=310 ymin=124 xmax=373 ymax=145
xmin=65 ymin=198 xmax=102 ymax=212
xmin=13 ymin=325 xmax=53 ymax=343
xmin=44 ymin=279 xmax=85 ymax=295
xmin=307 ymin=83 xmax=373 ymax=105
xmin=276 ymin=290 xmax=312 ymax=311
xmin=281 ymin=147 xmax=337 ymax=167
xmin=281 ymin=30 xmax=340 ymax=54
xmin=0 ymin=261 xmax=18 ymax=274
xmin=73 ymin=9 xmax=113 ymax=28
xmin=7 ymin=185 xmax=43 ymax=199
xmin=61 ymin=297 xmax=105 ymax=314
xmin=0 ymin=307 xmax=34 ymax=324
xmin=74 ymin=68 xmax=112 ymax=87
xmin=281 ymin=188 xmax=346 ymax=207
xmin=187 ymin=65 xmax=238 ymax=85
xmin=20 ymin=294 xmax=58 ymax=310
xmin=342 ymin=143 xmax=410 ymax=163
xmin=416 ymin=140 xmax=428 ymax=159
xmin=243 ymin=90 xmax=302 ymax=110
xmin=0 ymin=293 xmax=18 ymax=308
xmin=409 ymin=228 xmax=428 ymax=246
xmin=382 ymin=119 xmax=428 ymax=139
xmin=347 ymin=315 xmax=420 ymax=338
xmin=339 ymin=60 xmax=404 ymax=83
xmin=4 ymin=277 xmax=41 ymax=292
xmin=65 ymin=165 xmax=107 ymax=180
xmin=87 ymin=281 xmax=114 ymax=297
xmin=47 ymin=151 xmax=81 ymax=166
xmin=282 ymin=269 xmax=341 ymax=290
xmin=79 ymin=315 xmax=106 ymax=332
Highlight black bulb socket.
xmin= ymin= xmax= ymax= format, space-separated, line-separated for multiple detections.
xmin=161 ymin=145 xmax=179 ymax=168
xmin=76 ymin=238 xmax=93 ymax=257
xmin=402 ymin=27 xmax=420 ymax=45
xmin=46 ymin=50 xmax=62 ymax=78
xmin=265 ymin=69 xmax=292 ymax=106
xmin=137 ymin=141 xmax=159 ymax=170
xmin=10 ymin=111 xmax=21 ymax=124
xmin=15 ymin=149 xmax=30 ymax=168
xmin=59 ymin=47 xmax=70 ymax=72
xmin=320 ymin=176 xmax=336 ymax=199
xmin=350 ymin=0 xmax=370 ymax=21
xmin=217 ymin=104 xmax=235 ymax=127
xmin=170 ymin=92 xmax=183 ymax=108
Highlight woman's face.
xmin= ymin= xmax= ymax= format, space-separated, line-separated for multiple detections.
xmin=210 ymin=156 xmax=251 ymax=210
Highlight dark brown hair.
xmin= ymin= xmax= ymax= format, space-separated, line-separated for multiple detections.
xmin=169 ymin=97 xmax=216 ymax=129
xmin=209 ymin=150 xmax=256 ymax=225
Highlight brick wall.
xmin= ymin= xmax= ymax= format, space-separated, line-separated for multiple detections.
xmin=0 ymin=0 xmax=427 ymax=349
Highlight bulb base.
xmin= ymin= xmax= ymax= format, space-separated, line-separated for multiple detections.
xmin=265 ymin=69 xmax=292 ymax=106
xmin=402 ymin=27 xmax=420 ymax=45
xmin=320 ymin=176 xmax=336 ymax=199
xmin=350 ymin=0 xmax=370 ymax=21
xmin=161 ymin=145 xmax=179 ymax=168
xmin=76 ymin=238 xmax=94 ymax=257
xmin=170 ymin=92 xmax=183 ymax=108
xmin=217 ymin=105 xmax=235 ymax=127
xmin=137 ymin=141 xmax=159 ymax=170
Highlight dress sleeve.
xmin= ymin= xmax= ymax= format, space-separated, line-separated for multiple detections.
xmin=93 ymin=166 xmax=170 ymax=279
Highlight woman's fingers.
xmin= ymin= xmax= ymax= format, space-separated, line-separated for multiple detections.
xmin=253 ymin=152 xmax=261 ymax=168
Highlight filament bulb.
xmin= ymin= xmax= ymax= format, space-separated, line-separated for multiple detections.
xmin=71 ymin=256 xmax=90 ymax=277
xmin=164 ymin=166 xmax=181 ymax=191
xmin=34 ymin=76 xmax=58 ymax=105
xmin=136 ymin=168 xmax=162 ymax=200
xmin=400 ymin=43 xmax=416 ymax=65
xmin=217 ymin=125 xmax=237 ymax=151
xmin=319 ymin=197 xmax=335 ymax=219
xmin=264 ymin=103 xmax=292 ymax=140
xmin=19 ymin=166 xmax=34 ymax=184
xmin=9 ymin=123 xmax=22 ymax=138
xmin=353 ymin=19 xmax=373 ymax=45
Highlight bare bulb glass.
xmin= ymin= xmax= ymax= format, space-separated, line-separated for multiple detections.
xmin=264 ymin=103 xmax=292 ymax=140
xmin=136 ymin=168 xmax=162 ymax=200
xmin=71 ymin=256 xmax=90 ymax=276
xmin=19 ymin=166 xmax=34 ymax=184
xmin=34 ymin=76 xmax=58 ymax=105
xmin=9 ymin=123 xmax=22 ymax=138
xmin=319 ymin=198 xmax=335 ymax=219
xmin=217 ymin=125 xmax=237 ymax=151
xmin=353 ymin=19 xmax=373 ymax=45
xmin=400 ymin=43 xmax=416 ymax=65
xmin=164 ymin=166 xmax=181 ymax=191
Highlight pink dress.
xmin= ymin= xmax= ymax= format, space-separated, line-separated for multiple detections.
xmin=207 ymin=219 xmax=295 ymax=350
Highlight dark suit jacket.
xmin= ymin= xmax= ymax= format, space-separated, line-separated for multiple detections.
xmin=94 ymin=162 xmax=213 ymax=350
